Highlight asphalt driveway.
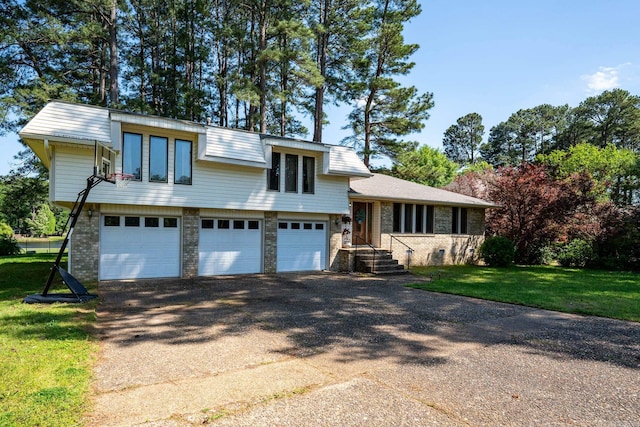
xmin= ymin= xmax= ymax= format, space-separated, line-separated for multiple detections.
xmin=89 ymin=272 xmax=640 ymax=426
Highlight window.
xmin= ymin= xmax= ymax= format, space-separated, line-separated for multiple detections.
xmin=164 ymin=218 xmax=178 ymax=228
xmin=123 ymin=132 xmax=142 ymax=180
xmin=315 ymin=223 xmax=324 ymax=230
xmin=303 ymin=156 xmax=315 ymax=194
xmin=452 ymin=207 xmax=468 ymax=234
xmin=393 ymin=203 xmax=402 ymax=232
xmin=201 ymin=219 xmax=214 ymax=229
xmin=175 ymin=139 xmax=192 ymax=184
xmin=125 ymin=216 xmax=140 ymax=227
xmin=145 ymin=217 xmax=159 ymax=227
xmin=393 ymin=203 xmax=435 ymax=234
xmin=218 ymin=220 xmax=230 ymax=229
xmin=404 ymin=204 xmax=413 ymax=233
xmin=267 ymin=152 xmax=281 ymax=191
xmin=426 ymin=205 xmax=434 ymax=233
xmin=233 ymin=220 xmax=245 ymax=229
xmin=248 ymin=220 xmax=260 ymax=230
xmin=460 ymin=207 xmax=468 ymax=234
xmin=278 ymin=222 xmax=288 ymax=229
xmin=291 ymin=222 xmax=300 ymax=229
xmin=149 ymin=136 xmax=168 ymax=182
xmin=104 ymin=216 xmax=120 ymax=226
xmin=415 ymin=205 xmax=424 ymax=233
xmin=285 ymin=154 xmax=298 ymax=192
xmin=304 ymin=223 xmax=313 ymax=230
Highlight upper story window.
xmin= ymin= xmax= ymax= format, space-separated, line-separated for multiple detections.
xmin=452 ymin=207 xmax=468 ymax=234
xmin=267 ymin=152 xmax=281 ymax=191
xmin=123 ymin=132 xmax=142 ymax=180
xmin=285 ymin=154 xmax=298 ymax=192
xmin=393 ymin=203 xmax=434 ymax=234
xmin=149 ymin=136 xmax=168 ymax=182
xmin=268 ymin=151 xmax=316 ymax=194
xmin=175 ymin=139 xmax=192 ymax=185
xmin=303 ymin=156 xmax=315 ymax=194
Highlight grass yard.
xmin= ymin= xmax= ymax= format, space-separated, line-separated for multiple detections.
xmin=410 ymin=265 xmax=640 ymax=322
xmin=0 ymin=254 xmax=98 ymax=426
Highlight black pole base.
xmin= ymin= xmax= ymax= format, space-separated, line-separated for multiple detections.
xmin=23 ymin=293 xmax=98 ymax=304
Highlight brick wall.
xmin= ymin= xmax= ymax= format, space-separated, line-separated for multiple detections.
xmin=434 ymin=205 xmax=451 ymax=233
xmin=468 ymin=208 xmax=485 ymax=235
xmin=378 ymin=203 xmax=486 ymax=268
xmin=70 ymin=207 xmax=99 ymax=282
xmin=328 ymin=214 xmax=344 ymax=271
xmin=263 ymin=212 xmax=277 ymax=273
xmin=182 ymin=208 xmax=199 ymax=277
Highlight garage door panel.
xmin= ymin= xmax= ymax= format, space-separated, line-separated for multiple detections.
xmin=199 ymin=219 xmax=262 ymax=275
xmin=100 ymin=215 xmax=180 ymax=280
xmin=277 ymin=221 xmax=326 ymax=272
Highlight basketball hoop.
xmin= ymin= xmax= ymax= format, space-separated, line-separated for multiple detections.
xmin=108 ymin=173 xmax=134 ymax=189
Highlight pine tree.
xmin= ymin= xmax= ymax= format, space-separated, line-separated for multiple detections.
xmin=343 ymin=0 xmax=433 ymax=167
xmin=442 ymin=113 xmax=484 ymax=165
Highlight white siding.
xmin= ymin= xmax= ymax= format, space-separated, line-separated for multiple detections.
xmin=52 ymin=142 xmax=351 ymax=214
xmin=325 ymin=146 xmax=372 ymax=177
xmin=264 ymin=137 xmax=329 ymax=153
xmin=20 ymin=102 xmax=111 ymax=143
xmin=200 ymin=127 xmax=266 ymax=166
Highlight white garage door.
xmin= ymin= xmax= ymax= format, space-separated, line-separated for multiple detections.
xmin=199 ymin=219 xmax=262 ymax=275
xmin=277 ymin=221 xmax=327 ymax=272
xmin=99 ymin=215 xmax=181 ymax=280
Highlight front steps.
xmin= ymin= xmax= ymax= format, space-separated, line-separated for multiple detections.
xmin=354 ymin=248 xmax=410 ymax=275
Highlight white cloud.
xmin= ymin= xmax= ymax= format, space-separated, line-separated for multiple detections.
xmin=581 ymin=64 xmax=634 ymax=94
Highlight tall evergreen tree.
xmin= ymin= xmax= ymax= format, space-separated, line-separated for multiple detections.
xmin=309 ymin=0 xmax=364 ymax=142
xmin=573 ymin=89 xmax=640 ymax=152
xmin=442 ymin=112 xmax=484 ymax=165
xmin=343 ymin=0 xmax=433 ymax=167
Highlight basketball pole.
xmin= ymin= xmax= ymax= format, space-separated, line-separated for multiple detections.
xmin=41 ymin=174 xmax=104 ymax=296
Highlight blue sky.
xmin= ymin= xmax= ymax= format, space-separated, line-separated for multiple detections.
xmin=1 ymin=0 xmax=639 ymax=174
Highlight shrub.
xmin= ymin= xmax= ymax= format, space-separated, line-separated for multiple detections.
xmin=0 ymin=221 xmax=13 ymax=238
xmin=557 ymin=239 xmax=595 ymax=268
xmin=479 ymin=236 xmax=515 ymax=267
xmin=0 ymin=235 xmax=21 ymax=256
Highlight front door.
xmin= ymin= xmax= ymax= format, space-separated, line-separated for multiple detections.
xmin=352 ymin=202 xmax=373 ymax=245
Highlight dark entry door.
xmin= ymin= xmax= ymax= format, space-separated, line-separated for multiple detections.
xmin=352 ymin=202 xmax=373 ymax=245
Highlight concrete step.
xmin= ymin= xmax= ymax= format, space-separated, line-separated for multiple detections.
xmin=354 ymin=249 xmax=409 ymax=275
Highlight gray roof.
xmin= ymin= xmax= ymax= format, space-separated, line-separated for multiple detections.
xmin=349 ymin=173 xmax=498 ymax=208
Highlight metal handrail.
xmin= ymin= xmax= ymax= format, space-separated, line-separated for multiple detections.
xmin=389 ymin=235 xmax=415 ymax=269
xmin=354 ymin=234 xmax=379 ymax=273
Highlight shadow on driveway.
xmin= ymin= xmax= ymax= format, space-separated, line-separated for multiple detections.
xmin=91 ymin=272 xmax=640 ymax=426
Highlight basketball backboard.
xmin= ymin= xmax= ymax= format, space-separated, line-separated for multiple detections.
xmin=94 ymin=141 xmax=117 ymax=182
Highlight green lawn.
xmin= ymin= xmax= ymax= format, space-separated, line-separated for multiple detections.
xmin=0 ymin=254 xmax=98 ymax=426
xmin=410 ymin=265 xmax=640 ymax=322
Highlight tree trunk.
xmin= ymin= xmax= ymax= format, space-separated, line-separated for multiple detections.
xmin=109 ymin=0 xmax=119 ymax=106
xmin=258 ymin=0 xmax=268 ymax=133
xmin=313 ymin=0 xmax=330 ymax=142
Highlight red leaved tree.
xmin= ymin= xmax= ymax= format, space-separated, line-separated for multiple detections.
xmin=485 ymin=164 xmax=595 ymax=263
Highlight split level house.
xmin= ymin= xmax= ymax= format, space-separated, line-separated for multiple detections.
xmin=20 ymin=101 xmax=496 ymax=281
